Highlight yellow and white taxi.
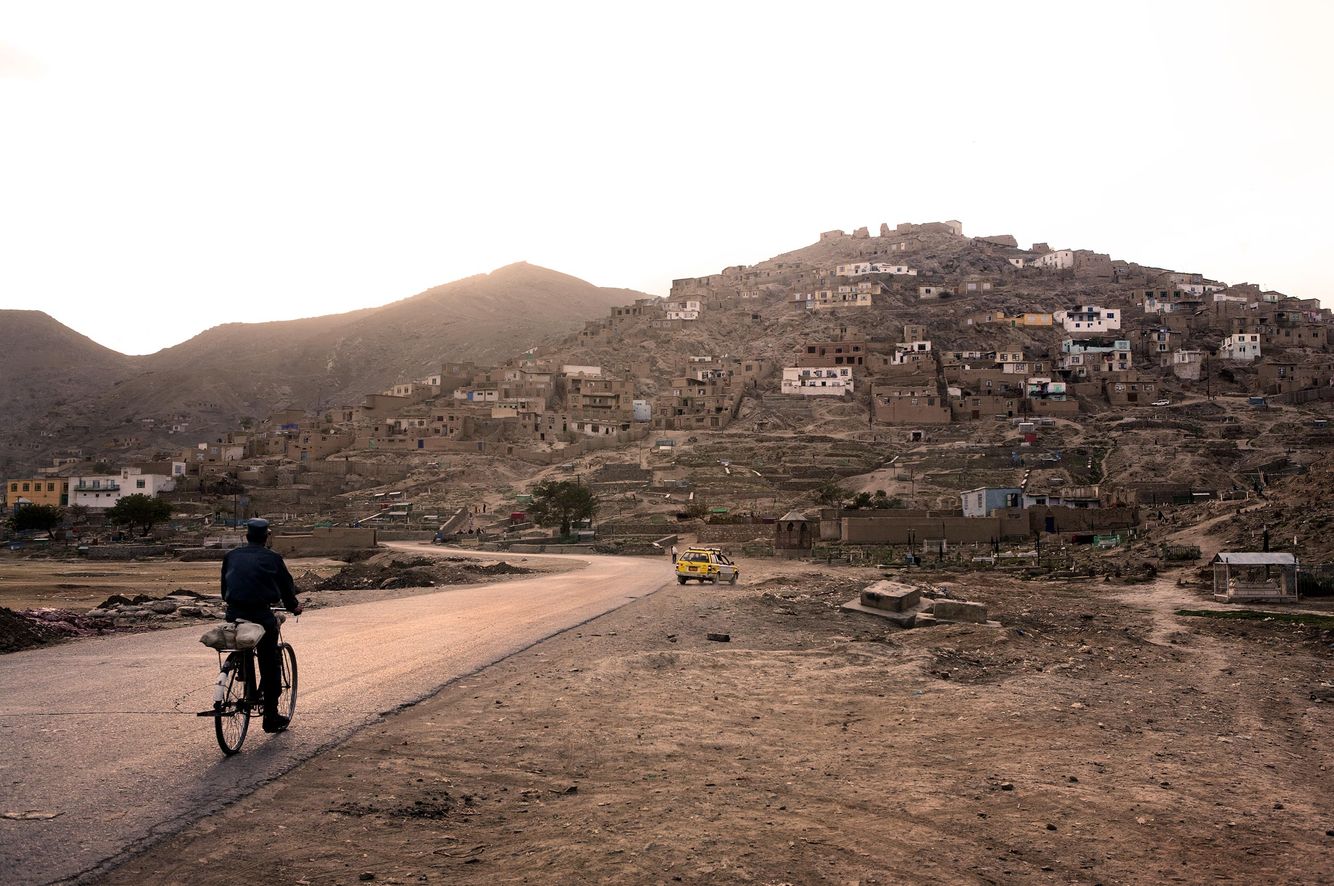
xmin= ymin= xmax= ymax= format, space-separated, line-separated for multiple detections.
xmin=675 ymin=547 xmax=739 ymax=585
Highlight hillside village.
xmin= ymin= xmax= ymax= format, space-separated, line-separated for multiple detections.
xmin=5 ymin=219 xmax=1333 ymax=565
xmin=6 ymin=219 xmax=1334 ymax=886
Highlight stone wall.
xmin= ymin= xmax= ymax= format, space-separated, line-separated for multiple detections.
xmin=271 ymin=527 xmax=379 ymax=557
xmin=600 ymin=521 xmax=681 ymax=537
xmin=696 ymin=524 xmax=775 ymax=543
xmin=315 ymin=460 xmax=411 ymax=480
xmin=177 ymin=547 xmax=229 ymax=561
xmin=84 ymin=545 xmax=172 ymax=560
xmin=840 ymin=512 xmax=1030 ymax=544
xmin=373 ymin=531 xmax=438 ymax=542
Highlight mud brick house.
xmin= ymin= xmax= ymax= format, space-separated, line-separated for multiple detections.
xmin=799 ymin=340 xmax=868 ymax=368
xmin=1104 ymin=373 xmax=1158 ymax=406
xmin=873 ymin=381 xmax=951 ymax=425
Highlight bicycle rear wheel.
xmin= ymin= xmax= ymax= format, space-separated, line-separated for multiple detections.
xmin=274 ymin=643 xmax=298 ymax=722
xmin=214 ymin=653 xmax=251 ymax=755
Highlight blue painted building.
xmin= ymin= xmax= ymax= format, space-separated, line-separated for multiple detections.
xmin=961 ymin=486 xmax=1022 ymax=518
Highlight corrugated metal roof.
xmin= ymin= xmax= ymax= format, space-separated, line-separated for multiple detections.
xmin=779 ymin=510 xmax=809 ymax=522
xmin=1213 ymin=552 xmax=1297 ymax=565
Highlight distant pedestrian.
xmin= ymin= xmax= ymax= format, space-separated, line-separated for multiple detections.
xmin=670 ymin=545 xmax=678 ymax=563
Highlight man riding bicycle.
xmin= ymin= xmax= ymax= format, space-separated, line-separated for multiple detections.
xmin=221 ymin=518 xmax=302 ymax=733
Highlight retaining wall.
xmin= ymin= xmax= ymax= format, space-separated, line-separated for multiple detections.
xmin=271 ymin=527 xmax=379 ymax=557
xmin=84 ymin=545 xmax=172 ymax=560
xmin=696 ymin=524 xmax=775 ymax=542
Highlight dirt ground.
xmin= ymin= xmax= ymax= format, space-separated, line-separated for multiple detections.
xmin=93 ymin=552 xmax=1334 ymax=886
xmin=0 ymin=551 xmax=579 ymax=655
xmin=0 ymin=553 xmax=576 ymax=615
xmin=0 ymin=557 xmax=246 ymax=611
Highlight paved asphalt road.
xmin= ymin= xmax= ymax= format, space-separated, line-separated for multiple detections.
xmin=0 ymin=546 xmax=670 ymax=885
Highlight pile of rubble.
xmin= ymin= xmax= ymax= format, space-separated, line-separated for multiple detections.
xmin=0 ymin=607 xmax=65 ymax=654
xmin=81 ymin=589 xmax=225 ymax=623
xmin=314 ymin=551 xmax=534 ymax=591
xmin=0 ymin=590 xmax=226 ymax=654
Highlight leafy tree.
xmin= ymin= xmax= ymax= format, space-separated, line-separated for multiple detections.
xmin=11 ymin=504 xmax=63 ymax=537
xmin=107 ymin=494 xmax=172 ymax=537
xmin=815 ymin=481 xmax=850 ymax=507
xmin=871 ymin=490 xmax=905 ymax=509
xmin=210 ymin=475 xmax=246 ymax=496
xmin=684 ymin=500 xmax=709 ymax=519
xmin=527 ymin=480 xmax=597 ymax=538
xmin=849 ymin=491 xmax=874 ymax=510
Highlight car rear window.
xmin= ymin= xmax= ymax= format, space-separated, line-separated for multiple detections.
xmin=680 ymin=552 xmax=710 ymax=562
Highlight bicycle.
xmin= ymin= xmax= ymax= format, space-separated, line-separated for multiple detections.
xmin=198 ymin=609 xmax=298 ymax=755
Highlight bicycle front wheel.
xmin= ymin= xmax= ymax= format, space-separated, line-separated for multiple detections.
xmin=275 ymin=643 xmax=298 ymax=722
xmin=214 ymin=655 xmax=251 ymax=755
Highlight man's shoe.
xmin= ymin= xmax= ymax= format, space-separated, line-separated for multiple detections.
xmin=262 ymin=713 xmax=290 ymax=733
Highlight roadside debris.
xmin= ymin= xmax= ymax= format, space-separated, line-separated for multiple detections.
xmin=842 ymin=579 xmax=995 ymax=628
xmin=316 ymin=551 xmax=533 ymax=591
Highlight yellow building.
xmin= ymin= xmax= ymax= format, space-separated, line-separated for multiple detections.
xmin=5 ymin=477 xmax=69 ymax=508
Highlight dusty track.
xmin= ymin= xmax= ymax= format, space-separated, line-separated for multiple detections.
xmin=96 ymin=554 xmax=1333 ymax=885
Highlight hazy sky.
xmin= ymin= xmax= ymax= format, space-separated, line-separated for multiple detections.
xmin=2 ymin=1 xmax=1330 ymax=355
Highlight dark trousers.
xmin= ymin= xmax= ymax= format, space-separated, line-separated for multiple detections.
xmin=225 ymin=605 xmax=280 ymax=715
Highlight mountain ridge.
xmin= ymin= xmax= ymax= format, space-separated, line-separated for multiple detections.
xmin=0 ymin=263 xmax=651 ymax=474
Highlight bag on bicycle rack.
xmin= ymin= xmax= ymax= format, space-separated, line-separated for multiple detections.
xmin=199 ymin=620 xmax=265 ymax=651
xmin=199 ymin=623 xmax=235 ymax=650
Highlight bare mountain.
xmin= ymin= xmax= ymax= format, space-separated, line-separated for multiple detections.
xmin=0 ymin=311 xmax=138 ymax=477
xmin=3 ymin=263 xmax=650 ymax=472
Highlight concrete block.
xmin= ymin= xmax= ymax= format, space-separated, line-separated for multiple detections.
xmin=931 ymin=600 xmax=989 ymax=624
xmin=841 ymin=598 xmax=917 ymax=626
xmin=859 ymin=580 xmax=920 ymax=613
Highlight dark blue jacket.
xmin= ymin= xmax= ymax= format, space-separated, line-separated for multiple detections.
xmin=221 ymin=543 xmax=299 ymax=612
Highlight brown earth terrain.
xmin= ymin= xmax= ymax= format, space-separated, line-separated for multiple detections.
xmin=0 ymin=551 xmax=576 ymax=654
xmin=95 ymin=553 xmax=1334 ymax=886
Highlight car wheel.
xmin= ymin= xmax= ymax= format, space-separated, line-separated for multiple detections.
xmin=677 ymin=576 xmax=687 ymax=584
xmin=729 ymin=572 xmax=738 ymax=585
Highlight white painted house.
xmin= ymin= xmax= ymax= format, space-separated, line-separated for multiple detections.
xmin=781 ymin=366 xmax=855 ymax=396
xmin=70 ymin=468 xmax=176 ymax=510
xmin=803 ymin=290 xmax=873 ymax=310
xmin=1054 ymin=305 xmax=1120 ymax=333
xmin=997 ymin=351 xmax=1031 ymax=374
xmin=834 ymin=262 xmax=918 ymax=277
xmin=1220 ymin=333 xmax=1262 ymax=362
xmin=663 ymin=300 xmax=701 ymax=321
xmin=1034 ymin=250 xmax=1075 ymax=270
